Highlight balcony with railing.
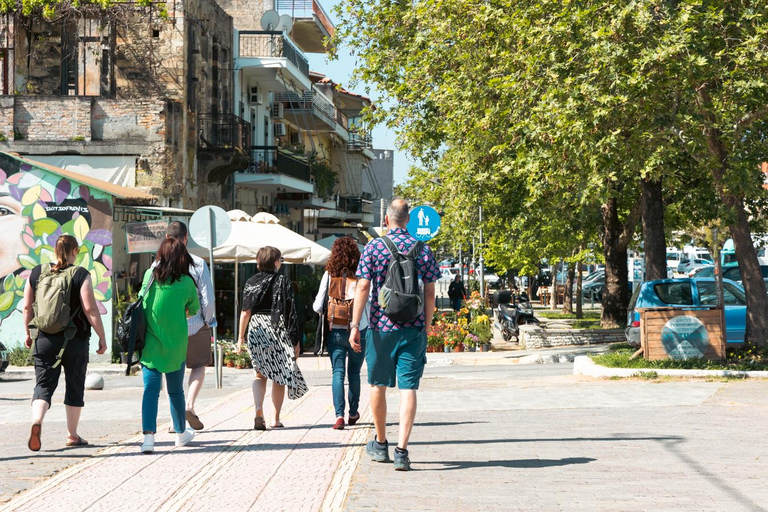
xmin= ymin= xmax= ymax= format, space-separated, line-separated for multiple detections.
xmin=276 ymin=91 xmax=336 ymax=131
xmin=276 ymin=0 xmax=334 ymax=54
xmin=198 ymin=114 xmax=252 ymax=183
xmin=236 ymin=145 xmax=314 ymax=193
xmin=238 ymin=31 xmax=310 ymax=79
xmin=347 ymin=132 xmax=372 ymax=150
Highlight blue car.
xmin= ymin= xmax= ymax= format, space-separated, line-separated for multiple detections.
xmin=625 ymin=278 xmax=746 ymax=346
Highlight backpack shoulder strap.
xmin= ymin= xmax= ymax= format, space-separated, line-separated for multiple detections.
xmin=380 ymin=236 xmax=401 ymax=256
xmin=406 ymin=241 xmax=424 ymax=259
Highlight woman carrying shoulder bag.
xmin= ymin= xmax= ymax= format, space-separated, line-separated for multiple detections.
xmin=139 ymin=237 xmax=200 ymax=454
xmin=237 ymin=246 xmax=307 ymax=430
xmin=313 ymin=237 xmax=367 ymax=430
xmin=22 ymin=234 xmax=107 ymax=451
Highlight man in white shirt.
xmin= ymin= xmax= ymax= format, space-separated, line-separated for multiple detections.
xmin=165 ymin=221 xmax=216 ymax=430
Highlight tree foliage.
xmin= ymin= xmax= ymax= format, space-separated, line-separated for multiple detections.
xmin=336 ymin=0 xmax=768 ymax=340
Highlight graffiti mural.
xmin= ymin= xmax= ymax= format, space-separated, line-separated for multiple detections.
xmin=0 ymin=154 xmax=113 ymax=344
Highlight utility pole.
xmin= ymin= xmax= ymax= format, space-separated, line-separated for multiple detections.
xmin=479 ymin=206 xmax=485 ymax=299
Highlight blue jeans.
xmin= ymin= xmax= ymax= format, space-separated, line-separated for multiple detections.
xmin=328 ymin=329 xmax=366 ymax=418
xmin=142 ymin=364 xmax=186 ymax=434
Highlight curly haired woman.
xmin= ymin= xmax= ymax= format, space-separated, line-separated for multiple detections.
xmin=313 ymin=237 xmax=368 ymax=430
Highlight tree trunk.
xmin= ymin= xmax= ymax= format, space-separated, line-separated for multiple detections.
xmin=575 ymin=260 xmax=583 ymax=319
xmin=697 ymin=88 xmax=768 ymax=347
xmin=601 ymin=197 xmax=636 ymax=328
xmin=562 ymin=267 xmax=575 ymax=314
xmin=642 ymin=177 xmax=667 ymax=281
xmin=728 ymin=200 xmax=768 ymax=346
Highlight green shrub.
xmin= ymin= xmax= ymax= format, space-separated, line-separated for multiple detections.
xmin=9 ymin=345 xmax=32 ymax=366
xmin=591 ymin=347 xmax=768 ymax=372
xmin=633 ymin=371 xmax=659 ymax=380
xmin=537 ymin=311 xmax=601 ymax=320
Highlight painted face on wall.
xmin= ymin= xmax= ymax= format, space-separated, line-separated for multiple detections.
xmin=0 ymin=191 xmax=29 ymax=278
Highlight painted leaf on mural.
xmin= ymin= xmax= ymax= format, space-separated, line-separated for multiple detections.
xmin=32 ymin=218 xmax=59 ymax=237
xmin=0 ymin=291 xmax=14 ymax=311
xmin=76 ymin=249 xmax=92 ymax=269
xmin=73 ymin=215 xmax=89 ymax=241
xmin=91 ymin=262 xmax=109 ymax=284
xmin=21 ymin=185 xmax=42 ymax=206
xmin=84 ymin=229 xmax=112 ymax=246
xmin=18 ymin=254 xmax=37 ymax=270
xmin=0 ymin=168 xmax=5 ymax=184
xmin=3 ymin=275 xmax=12 ymax=292
xmin=46 ymin=228 xmax=62 ymax=247
xmin=32 ymin=202 xmax=46 ymax=220
xmin=54 ymin=178 xmax=71 ymax=204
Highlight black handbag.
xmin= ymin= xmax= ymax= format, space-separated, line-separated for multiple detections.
xmin=116 ymin=274 xmax=154 ymax=375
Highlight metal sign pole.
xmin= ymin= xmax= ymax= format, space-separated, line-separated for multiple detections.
xmin=208 ymin=208 xmax=222 ymax=389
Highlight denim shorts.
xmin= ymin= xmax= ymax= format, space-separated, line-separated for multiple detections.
xmin=365 ymin=328 xmax=427 ymax=390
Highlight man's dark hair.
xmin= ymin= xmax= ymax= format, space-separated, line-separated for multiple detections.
xmin=166 ymin=220 xmax=188 ymax=240
xmin=256 ymin=246 xmax=282 ymax=273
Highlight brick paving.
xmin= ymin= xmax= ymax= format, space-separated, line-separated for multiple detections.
xmin=1 ymin=376 xmax=371 ymax=512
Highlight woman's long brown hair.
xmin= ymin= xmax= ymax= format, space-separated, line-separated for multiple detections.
xmin=152 ymin=238 xmax=194 ymax=284
xmin=52 ymin=234 xmax=79 ymax=273
xmin=325 ymin=237 xmax=360 ymax=278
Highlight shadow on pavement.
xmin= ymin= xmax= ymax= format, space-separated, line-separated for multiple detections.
xmin=419 ymin=457 xmax=596 ymax=471
xmin=408 ymin=435 xmax=684 ymax=446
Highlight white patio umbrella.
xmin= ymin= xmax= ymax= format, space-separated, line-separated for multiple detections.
xmin=212 ymin=210 xmax=330 ymax=265
xmin=209 ymin=210 xmax=330 ymax=340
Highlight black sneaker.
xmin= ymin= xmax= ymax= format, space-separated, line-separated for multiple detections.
xmin=394 ymin=447 xmax=411 ymax=471
xmin=366 ymin=439 xmax=391 ymax=462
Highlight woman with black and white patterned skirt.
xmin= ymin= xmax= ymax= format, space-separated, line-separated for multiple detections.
xmin=237 ymin=246 xmax=308 ymax=430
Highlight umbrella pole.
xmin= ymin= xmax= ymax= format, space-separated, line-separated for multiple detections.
xmin=234 ymin=256 xmax=239 ymax=342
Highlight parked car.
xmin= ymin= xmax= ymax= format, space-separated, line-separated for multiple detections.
xmin=0 ymin=342 xmax=8 ymax=373
xmin=722 ymin=264 xmax=768 ymax=287
xmin=677 ymin=258 xmax=711 ymax=275
xmin=582 ymin=274 xmax=605 ymax=301
xmin=625 ymin=278 xmax=747 ymax=347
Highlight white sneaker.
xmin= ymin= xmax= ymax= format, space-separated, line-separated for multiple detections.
xmin=141 ymin=434 xmax=155 ymax=454
xmin=175 ymin=428 xmax=195 ymax=447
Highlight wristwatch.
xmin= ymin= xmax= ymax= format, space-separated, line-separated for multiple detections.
xmin=350 ymin=323 xmax=359 ymax=330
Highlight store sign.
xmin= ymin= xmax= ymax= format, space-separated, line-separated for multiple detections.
xmin=126 ymin=220 xmax=168 ymax=254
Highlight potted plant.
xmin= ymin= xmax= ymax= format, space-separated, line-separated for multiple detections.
xmin=235 ymin=355 xmax=246 ymax=369
xmin=225 ymin=354 xmax=235 ymax=367
xmin=465 ymin=333 xmax=479 ymax=352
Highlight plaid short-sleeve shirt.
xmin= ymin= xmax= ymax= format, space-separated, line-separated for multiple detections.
xmin=356 ymin=227 xmax=440 ymax=332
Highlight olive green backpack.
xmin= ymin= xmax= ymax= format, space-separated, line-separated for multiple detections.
xmin=29 ymin=264 xmax=81 ymax=368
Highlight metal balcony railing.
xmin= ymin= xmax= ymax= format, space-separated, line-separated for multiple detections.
xmin=238 ymin=31 xmax=310 ymax=78
xmin=245 ymin=146 xmax=312 ymax=183
xmin=347 ymin=132 xmax=372 ymax=150
xmin=277 ymin=92 xmax=336 ymax=121
xmin=276 ymin=0 xmax=335 ymax=36
xmin=199 ymin=114 xmax=251 ymax=151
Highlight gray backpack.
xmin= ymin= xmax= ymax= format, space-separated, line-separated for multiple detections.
xmin=29 ymin=264 xmax=81 ymax=367
xmin=378 ymin=236 xmax=424 ymax=323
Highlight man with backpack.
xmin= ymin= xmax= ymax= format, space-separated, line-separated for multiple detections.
xmin=350 ymin=199 xmax=440 ymax=471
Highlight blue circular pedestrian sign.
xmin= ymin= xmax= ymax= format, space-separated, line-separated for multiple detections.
xmin=407 ymin=205 xmax=441 ymax=241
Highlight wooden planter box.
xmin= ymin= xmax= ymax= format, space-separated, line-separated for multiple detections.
xmin=639 ymin=307 xmax=725 ymax=362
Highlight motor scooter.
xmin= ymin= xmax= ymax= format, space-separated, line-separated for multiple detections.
xmin=495 ymin=290 xmax=540 ymax=341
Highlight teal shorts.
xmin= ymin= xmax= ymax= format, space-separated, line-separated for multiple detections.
xmin=365 ymin=328 xmax=427 ymax=390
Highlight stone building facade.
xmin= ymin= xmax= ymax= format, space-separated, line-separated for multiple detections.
xmin=0 ymin=2 xmax=248 ymax=209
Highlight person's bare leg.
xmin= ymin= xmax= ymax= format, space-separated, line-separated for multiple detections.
xmin=65 ymin=405 xmax=82 ymax=439
xmin=186 ymin=367 xmax=206 ymax=413
xmin=271 ymin=382 xmax=285 ymax=426
xmin=31 ymin=399 xmax=49 ymax=425
xmin=252 ymin=372 xmax=267 ymax=418
xmin=397 ymin=390 xmax=417 ymax=449
xmin=370 ymin=385 xmax=388 ymax=443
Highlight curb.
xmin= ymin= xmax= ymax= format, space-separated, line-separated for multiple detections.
xmin=573 ymin=355 xmax=768 ymax=379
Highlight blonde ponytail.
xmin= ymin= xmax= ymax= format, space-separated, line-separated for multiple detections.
xmin=52 ymin=234 xmax=79 ymax=272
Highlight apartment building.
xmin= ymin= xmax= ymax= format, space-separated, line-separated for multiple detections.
xmin=0 ymin=3 xmax=249 ymax=210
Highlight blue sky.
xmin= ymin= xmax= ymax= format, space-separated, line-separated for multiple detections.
xmin=304 ymin=0 xmax=413 ymax=186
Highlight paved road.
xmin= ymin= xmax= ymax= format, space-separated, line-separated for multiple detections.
xmin=4 ymin=359 xmax=768 ymax=511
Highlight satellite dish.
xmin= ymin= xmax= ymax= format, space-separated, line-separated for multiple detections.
xmin=277 ymin=14 xmax=293 ymax=33
xmin=260 ymin=10 xmax=280 ymax=31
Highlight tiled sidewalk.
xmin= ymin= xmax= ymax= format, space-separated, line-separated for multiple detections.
xmin=1 ymin=385 xmax=371 ymax=512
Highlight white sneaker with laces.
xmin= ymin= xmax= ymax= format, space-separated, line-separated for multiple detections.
xmin=141 ymin=434 xmax=155 ymax=454
xmin=175 ymin=428 xmax=195 ymax=447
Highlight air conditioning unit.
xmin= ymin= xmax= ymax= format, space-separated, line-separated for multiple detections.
xmin=290 ymin=132 xmax=301 ymax=145
xmin=274 ymin=122 xmax=286 ymax=137
xmin=271 ymin=103 xmax=284 ymax=119
xmin=249 ymin=86 xmax=262 ymax=105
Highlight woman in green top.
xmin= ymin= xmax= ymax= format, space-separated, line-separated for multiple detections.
xmin=139 ymin=237 xmax=200 ymax=454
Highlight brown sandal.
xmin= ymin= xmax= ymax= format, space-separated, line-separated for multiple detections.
xmin=28 ymin=422 xmax=42 ymax=452
xmin=253 ymin=416 xmax=266 ymax=431
xmin=66 ymin=435 xmax=89 ymax=447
